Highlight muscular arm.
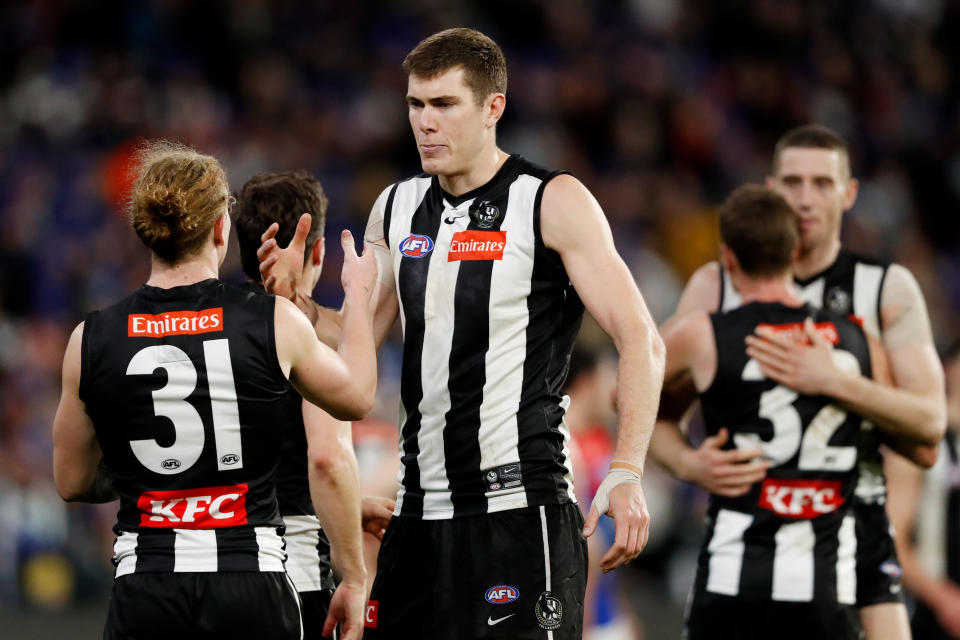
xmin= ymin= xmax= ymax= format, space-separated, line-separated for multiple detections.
xmin=541 ymin=175 xmax=665 ymax=570
xmin=53 ymin=323 xmax=117 ymax=502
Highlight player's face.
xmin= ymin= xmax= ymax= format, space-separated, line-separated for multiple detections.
xmin=406 ymin=68 xmax=494 ymax=177
xmin=768 ymin=147 xmax=857 ymax=253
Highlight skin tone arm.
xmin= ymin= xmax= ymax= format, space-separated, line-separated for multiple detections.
xmin=540 ymin=174 xmax=666 ymax=572
xmin=746 ymin=265 xmax=946 ymax=447
xmin=274 ymin=230 xmax=378 ymax=420
xmin=53 ymin=323 xmax=118 ymax=502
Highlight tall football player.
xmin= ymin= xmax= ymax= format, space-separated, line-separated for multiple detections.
xmin=52 ymin=142 xmax=377 ymax=639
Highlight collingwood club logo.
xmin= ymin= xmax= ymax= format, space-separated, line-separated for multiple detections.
xmin=535 ymin=591 xmax=562 ymax=630
xmin=472 ymin=201 xmax=500 ymax=229
xmin=824 ymin=286 xmax=851 ymax=315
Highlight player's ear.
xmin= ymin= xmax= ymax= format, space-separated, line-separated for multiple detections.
xmin=720 ymin=244 xmax=738 ymax=274
xmin=764 ymin=175 xmax=777 ymax=189
xmin=312 ymin=237 xmax=324 ymax=266
xmin=842 ymin=177 xmax=859 ymax=212
xmin=213 ymin=213 xmax=229 ymax=247
xmin=486 ymin=93 xmax=505 ymax=127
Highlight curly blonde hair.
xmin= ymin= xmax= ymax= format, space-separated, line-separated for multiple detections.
xmin=128 ymin=140 xmax=230 ymax=263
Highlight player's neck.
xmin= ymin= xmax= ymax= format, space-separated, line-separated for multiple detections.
xmin=793 ymin=236 xmax=841 ymax=281
xmin=438 ymin=147 xmax=509 ymax=196
xmin=736 ymin=275 xmax=803 ymax=307
xmin=146 ymin=252 xmax=219 ymax=289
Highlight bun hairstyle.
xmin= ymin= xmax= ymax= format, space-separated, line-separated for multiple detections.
xmin=129 ymin=140 xmax=230 ymax=263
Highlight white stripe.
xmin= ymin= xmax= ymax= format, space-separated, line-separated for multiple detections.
xmin=853 ymin=263 xmax=884 ymax=338
xmin=917 ymin=446 xmax=950 ymax=578
xmin=836 ymin=515 xmax=858 ymax=604
xmin=705 ymin=509 xmax=753 ymax=596
xmin=113 ymin=532 xmax=138 ymax=577
xmin=772 ymin=520 xmax=815 ymax=601
xmin=797 ymin=277 xmax=825 ymax=309
xmin=283 ymin=572 xmax=305 ymax=640
xmin=282 ymin=515 xmax=324 ymax=592
xmin=478 ymin=176 xmax=540 ymax=510
xmin=204 ymin=339 xmax=244 ymax=471
xmin=557 ymin=398 xmax=576 ymax=504
xmin=539 ymin=506 xmax=554 ymax=640
xmin=174 ymin=529 xmax=217 ymax=572
xmin=256 ymin=526 xmax=286 ymax=572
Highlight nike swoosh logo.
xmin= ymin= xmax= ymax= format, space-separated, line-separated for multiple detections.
xmin=444 ymin=215 xmax=466 ymax=224
xmin=487 ymin=614 xmax=516 ymax=626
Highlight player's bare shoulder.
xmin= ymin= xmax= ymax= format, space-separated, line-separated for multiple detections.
xmin=539 ymin=174 xmax=608 ymax=252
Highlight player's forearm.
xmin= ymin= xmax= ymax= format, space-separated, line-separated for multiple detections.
xmin=610 ymin=325 xmax=666 ymax=470
xmin=336 ymin=287 xmax=377 ymax=416
xmin=648 ymin=421 xmax=693 ymax=480
xmin=308 ymin=447 xmax=367 ymax=585
xmin=832 ymin=373 xmax=945 ymax=446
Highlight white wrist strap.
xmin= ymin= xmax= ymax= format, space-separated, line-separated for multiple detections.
xmin=591 ymin=468 xmax=643 ymax=516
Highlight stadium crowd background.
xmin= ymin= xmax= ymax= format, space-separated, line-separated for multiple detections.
xmin=1 ymin=0 xmax=959 ymax=637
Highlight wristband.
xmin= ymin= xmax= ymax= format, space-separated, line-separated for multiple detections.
xmin=609 ymin=459 xmax=643 ymax=477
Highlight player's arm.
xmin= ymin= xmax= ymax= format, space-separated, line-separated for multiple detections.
xmin=746 ymin=266 xmax=946 ymax=447
xmin=541 ymin=174 xmax=665 ymax=572
xmin=301 ymin=401 xmax=367 ymax=638
xmin=53 ymin=323 xmax=118 ymax=503
xmin=276 ymin=231 xmax=377 ymax=421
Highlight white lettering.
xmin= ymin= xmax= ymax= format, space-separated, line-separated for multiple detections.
xmin=209 ymin=493 xmax=240 ymax=519
xmin=149 ymin=498 xmax=182 ymax=522
xmin=366 ymin=606 xmax=375 ymax=623
xmin=180 ymin=495 xmax=211 ymax=522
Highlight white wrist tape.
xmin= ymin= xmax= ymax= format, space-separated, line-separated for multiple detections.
xmin=591 ymin=468 xmax=643 ymax=515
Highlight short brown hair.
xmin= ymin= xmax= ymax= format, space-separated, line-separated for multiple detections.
xmin=719 ymin=184 xmax=798 ymax=278
xmin=233 ymin=171 xmax=328 ymax=282
xmin=402 ymin=28 xmax=507 ymax=104
xmin=129 ymin=140 xmax=230 ymax=264
xmin=773 ymin=124 xmax=851 ymax=179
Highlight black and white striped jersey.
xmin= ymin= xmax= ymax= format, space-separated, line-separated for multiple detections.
xmin=80 ymin=279 xmax=289 ymax=576
xmin=378 ymin=155 xmax=582 ymax=519
xmin=696 ymin=302 xmax=872 ymax=603
xmin=719 ymin=249 xmax=891 ymax=504
xmin=234 ymin=282 xmax=335 ymax=592
xmin=914 ymin=431 xmax=960 ymax=585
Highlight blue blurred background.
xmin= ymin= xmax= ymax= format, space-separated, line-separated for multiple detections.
xmin=2 ymin=0 xmax=959 ymax=637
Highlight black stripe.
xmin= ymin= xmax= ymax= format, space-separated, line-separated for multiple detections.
xmin=396 ymin=182 xmax=444 ymax=517
xmin=216 ymin=526 xmax=260 ymax=571
xmin=739 ymin=518 xmax=775 ymax=597
xmin=516 ymin=171 xmax=583 ymax=506
xmin=876 ymin=264 xmax=889 ymax=333
xmin=946 ymin=433 xmax=960 ymax=582
xmin=383 ymin=183 xmax=398 ymax=249
xmin=442 ymin=182 xmax=514 ymax=516
xmin=811 ymin=514 xmax=840 ymax=602
xmin=718 ymin=265 xmax=726 ymax=310
xmin=133 ymin=529 xmax=176 ymax=572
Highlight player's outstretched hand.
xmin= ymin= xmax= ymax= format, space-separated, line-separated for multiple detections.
xmin=361 ymin=495 xmax=395 ymax=540
xmin=583 ymin=478 xmax=649 ymax=573
xmin=680 ymin=428 xmax=769 ymax=497
xmin=341 ymin=230 xmax=377 ymax=301
xmin=323 ymin=579 xmax=366 ymax=640
xmin=258 ymin=213 xmax=310 ymax=300
xmin=745 ymin=317 xmax=839 ymax=396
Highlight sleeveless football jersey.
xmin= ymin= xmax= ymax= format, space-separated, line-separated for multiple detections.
xmin=720 ymin=250 xmax=890 ymax=503
xmin=696 ymin=302 xmax=872 ymax=603
xmin=80 ymin=279 xmax=289 ymax=576
xmin=379 ymin=155 xmax=583 ymax=519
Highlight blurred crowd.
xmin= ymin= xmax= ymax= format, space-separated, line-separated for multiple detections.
xmin=2 ymin=0 xmax=959 ymax=636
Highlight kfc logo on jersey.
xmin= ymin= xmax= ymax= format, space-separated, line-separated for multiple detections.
xmin=137 ymin=484 xmax=248 ymax=528
xmin=756 ymin=320 xmax=840 ymax=346
xmin=485 ymin=585 xmax=520 ymax=604
xmin=758 ymin=478 xmax=844 ymax=519
xmin=128 ymin=308 xmax=223 ymax=337
xmin=364 ymin=601 xmax=379 ymax=628
xmin=448 ymin=231 xmax=506 ymax=262
xmin=399 ymin=234 xmax=434 ymax=258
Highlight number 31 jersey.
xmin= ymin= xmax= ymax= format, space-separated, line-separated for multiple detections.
xmin=80 ymin=279 xmax=289 ymax=576
xmin=697 ymin=302 xmax=872 ymax=604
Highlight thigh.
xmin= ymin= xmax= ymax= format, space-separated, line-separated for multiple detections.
xmin=436 ymin=503 xmax=588 ymax=640
xmin=365 ymin=516 xmax=434 ymax=639
xmin=860 ymin=602 xmax=911 ymax=640
xmin=197 ymin=572 xmax=303 ymax=640
xmin=299 ymin=588 xmax=334 ymax=640
xmin=104 ymin=574 xmax=194 ymax=640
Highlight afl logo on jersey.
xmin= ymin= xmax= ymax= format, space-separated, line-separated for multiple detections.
xmin=485 ymin=585 xmax=520 ymax=604
xmin=399 ymin=234 xmax=434 ymax=258
xmin=161 ymin=458 xmax=181 ymax=470
xmin=220 ymin=454 xmax=240 ymax=466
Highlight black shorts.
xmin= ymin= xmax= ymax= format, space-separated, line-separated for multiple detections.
xmin=684 ymin=590 xmax=861 ymax=640
xmin=854 ymin=501 xmax=904 ymax=607
xmin=104 ymin=571 xmax=302 ymax=640
xmin=365 ymin=503 xmax=587 ymax=639
xmin=300 ymin=588 xmax=335 ymax=639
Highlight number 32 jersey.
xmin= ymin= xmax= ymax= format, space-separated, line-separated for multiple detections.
xmin=696 ymin=302 xmax=872 ymax=604
xmin=80 ymin=279 xmax=289 ymax=576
